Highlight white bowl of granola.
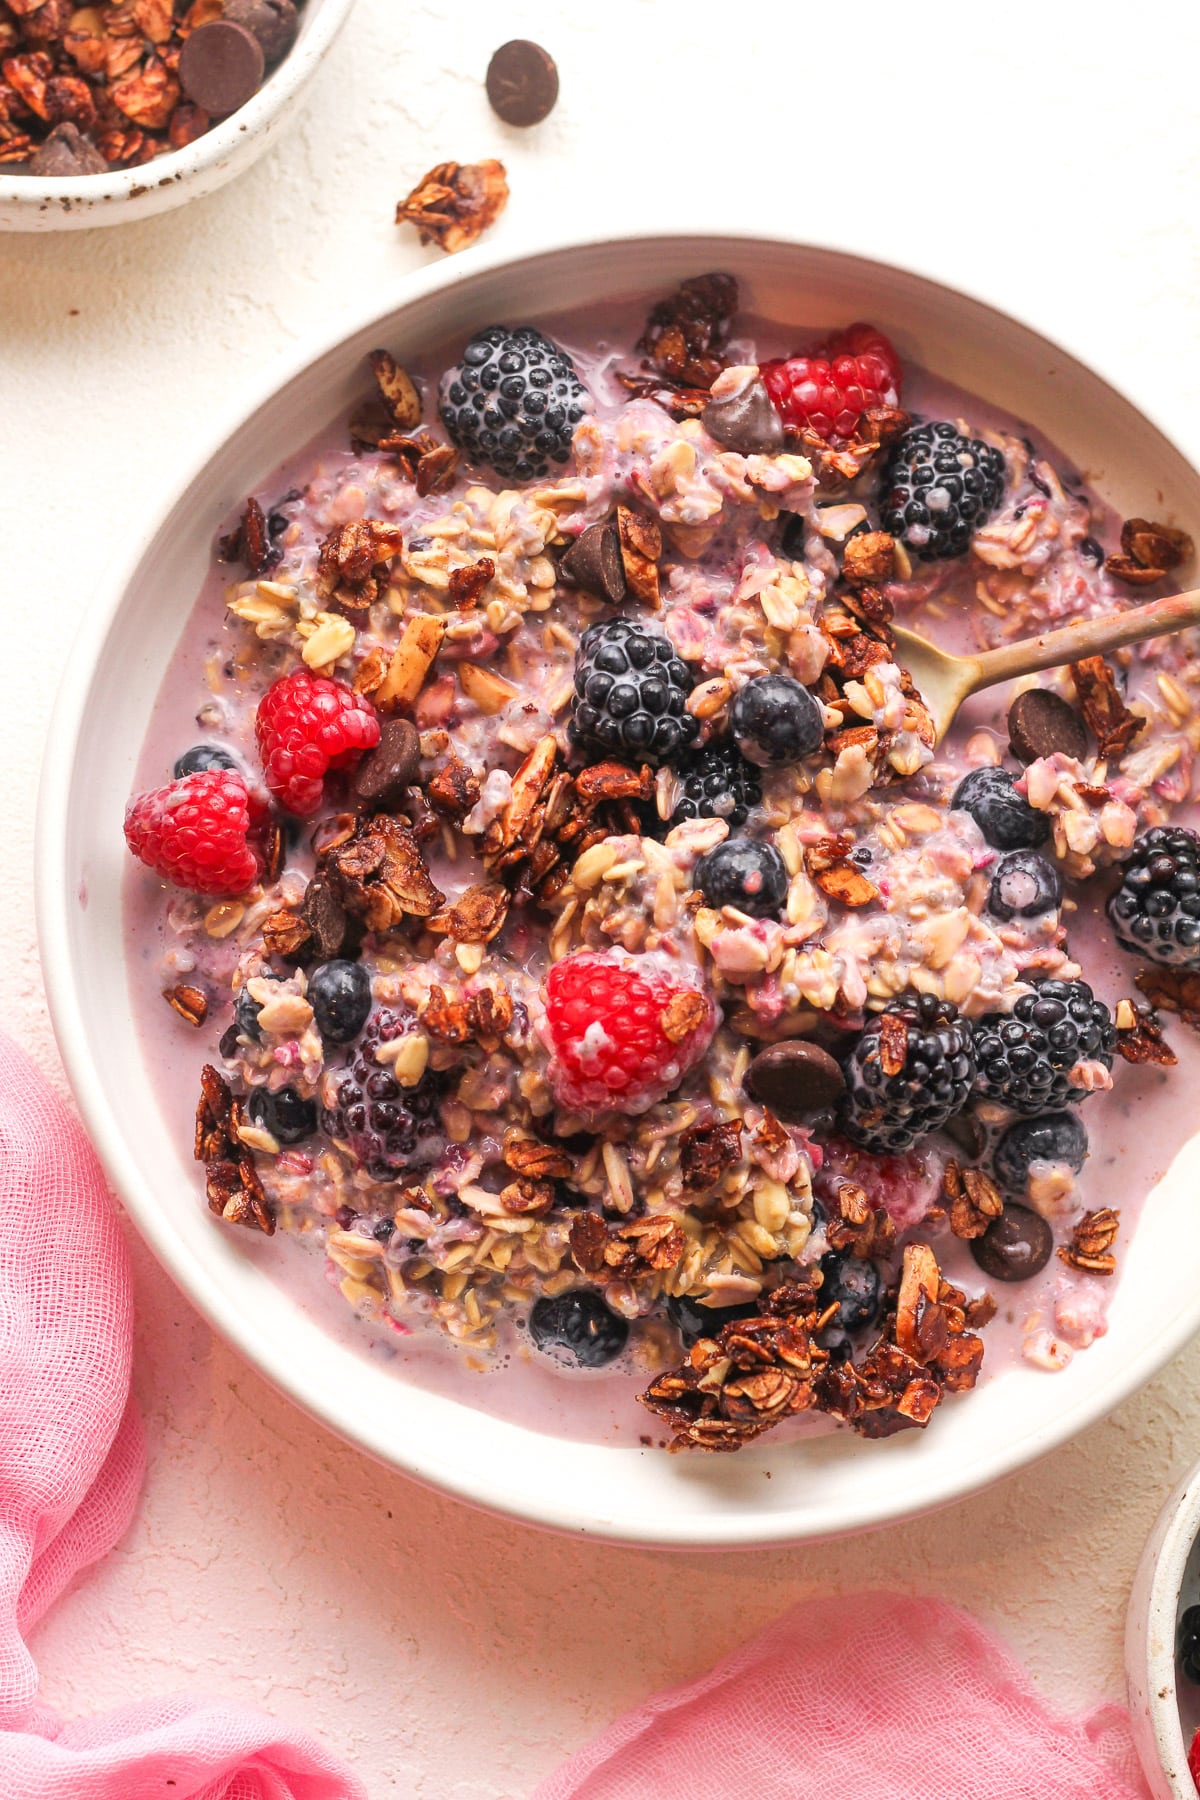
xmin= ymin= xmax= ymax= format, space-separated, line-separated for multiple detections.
xmin=37 ymin=230 xmax=1200 ymax=1543
xmin=0 ymin=0 xmax=356 ymax=233
xmin=1128 ymin=1457 xmax=1200 ymax=1798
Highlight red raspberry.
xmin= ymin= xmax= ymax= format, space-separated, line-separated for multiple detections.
xmin=816 ymin=1136 xmax=943 ymax=1232
xmin=541 ymin=950 xmax=716 ymax=1116
xmin=124 ymin=770 xmax=266 ymax=896
xmin=760 ymin=321 xmax=901 ymax=444
xmin=1189 ymin=1727 xmax=1200 ymax=1792
xmin=255 ymin=670 xmax=380 ymax=817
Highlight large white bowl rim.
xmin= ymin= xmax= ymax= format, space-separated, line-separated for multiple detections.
xmin=37 ymin=227 xmax=1200 ymax=1545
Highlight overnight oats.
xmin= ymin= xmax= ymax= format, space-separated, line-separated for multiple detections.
xmin=123 ymin=275 xmax=1200 ymax=1453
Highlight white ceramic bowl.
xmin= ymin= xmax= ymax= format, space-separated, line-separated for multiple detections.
xmin=36 ymin=230 xmax=1200 ymax=1545
xmin=1128 ymin=1460 xmax=1200 ymax=1798
xmin=0 ymin=0 xmax=356 ymax=232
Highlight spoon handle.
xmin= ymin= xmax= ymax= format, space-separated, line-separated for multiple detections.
xmin=969 ymin=589 xmax=1200 ymax=692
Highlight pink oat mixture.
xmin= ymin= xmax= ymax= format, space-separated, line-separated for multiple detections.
xmin=123 ymin=278 xmax=1200 ymax=1453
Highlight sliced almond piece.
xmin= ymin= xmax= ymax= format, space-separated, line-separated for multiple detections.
xmin=375 ymin=614 xmax=446 ymax=710
xmin=458 ymin=660 xmax=518 ymax=715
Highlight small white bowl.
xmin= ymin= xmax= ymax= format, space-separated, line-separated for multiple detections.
xmin=0 ymin=0 xmax=356 ymax=233
xmin=36 ymin=229 xmax=1200 ymax=1544
xmin=1128 ymin=1461 xmax=1200 ymax=1798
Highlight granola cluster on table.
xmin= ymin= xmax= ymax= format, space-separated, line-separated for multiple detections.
xmin=126 ymin=274 xmax=1200 ymax=1453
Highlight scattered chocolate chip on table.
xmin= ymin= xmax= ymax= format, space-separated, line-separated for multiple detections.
xmin=485 ymin=39 xmax=559 ymax=127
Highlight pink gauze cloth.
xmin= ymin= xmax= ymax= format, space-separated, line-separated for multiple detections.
xmin=0 ymin=1029 xmax=367 ymax=1800
xmin=533 ymin=1591 xmax=1153 ymax=1800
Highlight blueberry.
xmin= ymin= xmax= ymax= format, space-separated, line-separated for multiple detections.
xmin=987 ymin=850 xmax=1063 ymax=921
xmin=529 ymin=1290 xmax=629 ymax=1367
xmin=232 ymin=974 xmax=281 ymax=1044
xmin=309 ymin=960 xmax=372 ymax=1044
xmin=173 ymin=744 xmax=238 ymax=779
xmin=247 ymin=1084 xmax=317 ymax=1145
xmin=695 ymin=838 xmax=788 ymax=919
xmin=818 ymin=1251 xmax=882 ymax=1332
xmin=730 ymin=675 xmax=824 ymax=766
xmin=666 ymin=1292 xmax=759 ymax=1349
xmin=992 ymin=1111 xmax=1088 ymax=1193
xmin=952 ymin=766 xmax=1049 ymax=850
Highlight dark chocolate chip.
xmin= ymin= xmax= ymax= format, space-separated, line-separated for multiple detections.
xmin=941 ymin=1108 xmax=988 ymax=1162
xmin=28 ymin=122 xmax=108 ymax=177
xmin=744 ymin=1041 xmax=846 ymax=1122
xmin=179 ymin=20 xmax=265 ymax=118
xmin=353 ymin=718 xmax=422 ymax=810
xmin=970 ymin=1204 xmax=1053 ymax=1283
xmin=1008 ymin=688 xmax=1089 ymax=765
xmin=702 ymin=376 xmax=784 ymax=455
xmin=302 ymin=876 xmax=350 ymax=962
xmin=485 ymin=39 xmax=559 ymax=127
xmin=223 ymin=0 xmax=298 ymax=64
xmin=559 ymin=521 xmax=626 ymax=604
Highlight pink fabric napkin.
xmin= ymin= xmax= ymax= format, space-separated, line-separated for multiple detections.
xmin=533 ymin=1592 xmax=1152 ymax=1800
xmin=0 ymin=1030 xmax=366 ymax=1800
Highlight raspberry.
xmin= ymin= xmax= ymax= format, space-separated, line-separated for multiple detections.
xmin=255 ymin=669 xmax=380 ymax=818
xmin=541 ymin=950 xmax=716 ymax=1116
xmin=759 ymin=321 xmax=901 ymax=443
xmin=319 ymin=1007 xmax=445 ymax=1181
xmin=816 ymin=1136 xmax=944 ymax=1232
xmin=124 ymin=770 xmax=266 ymax=896
xmin=1189 ymin=1727 xmax=1200 ymax=1792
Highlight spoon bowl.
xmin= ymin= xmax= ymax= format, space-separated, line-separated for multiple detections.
xmin=892 ymin=588 xmax=1200 ymax=744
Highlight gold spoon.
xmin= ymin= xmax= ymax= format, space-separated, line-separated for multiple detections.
xmin=891 ymin=589 xmax=1200 ymax=746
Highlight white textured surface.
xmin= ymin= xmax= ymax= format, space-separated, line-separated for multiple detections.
xmin=5 ymin=3 xmax=1200 ymax=1793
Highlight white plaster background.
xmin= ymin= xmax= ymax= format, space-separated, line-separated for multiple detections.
xmin=3 ymin=2 xmax=1200 ymax=1793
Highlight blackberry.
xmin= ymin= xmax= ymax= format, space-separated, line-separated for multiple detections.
xmin=666 ymin=1292 xmax=759 ymax=1349
xmin=992 ymin=1111 xmax=1088 ymax=1194
xmin=952 ymin=766 xmax=1049 ymax=851
xmin=730 ymin=674 xmax=824 ymax=766
xmin=882 ymin=421 xmax=1007 ymax=561
xmin=438 ymin=325 xmax=589 ymax=480
xmin=529 ymin=1290 xmax=628 ymax=1368
xmin=570 ymin=618 xmax=698 ymax=765
xmin=670 ymin=739 xmax=761 ymax=828
xmin=247 ymin=1084 xmax=316 ymax=1145
xmin=308 ymin=959 xmax=372 ymax=1045
xmin=1108 ymin=826 xmax=1200 ymax=969
xmin=818 ymin=1251 xmax=882 ymax=1332
xmin=987 ymin=851 xmax=1062 ymax=921
xmin=841 ymin=992 xmax=976 ymax=1152
xmin=319 ymin=1007 xmax=444 ymax=1181
xmin=974 ymin=979 xmax=1116 ymax=1115
xmin=173 ymin=744 xmax=238 ymax=779
xmin=695 ymin=837 xmax=788 ymax=919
